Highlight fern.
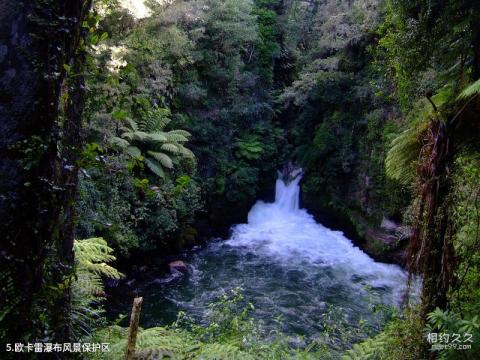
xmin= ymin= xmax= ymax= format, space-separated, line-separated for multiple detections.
xmin=458 ymin=78 xmax=480 ymax=100
xmin=126 ymin=146 xmax=142 ymax=158
xmin=160 ymin=143 xmax=180 ymax=154
xmin=425 ymin=308 xmax=480 ymax=359
xmin=110 ymin=107 xmax=194 ymax=179
xmin=145 ymin=158 xmax=166 ymax=178
xmin=235 ymin=135 xmax=264 ymax=161
xmin=342 ymin=333 xmax=387 ymax=360
xmin=110 ymin=136 xmax=130 ymax=148
xmin=385 ymin=101 xmax=431 ymax=185
xmin=90 ymin=289 xmax=323 ymax=360
xmin=385 ymin=127 xmax=420 ymax=185
xmin=148 ymin=151 xmax=174 ymax=169
xmin=72 ymin=238 xmax=123 ymax=340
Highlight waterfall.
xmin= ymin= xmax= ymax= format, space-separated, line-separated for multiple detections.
xmin=132 ymin=171 xmax=412 ymax=340
xmin=238 ymin=172 xmax=407 ymax=304
xmin=275 ymin=174 xmax=302 ymax=211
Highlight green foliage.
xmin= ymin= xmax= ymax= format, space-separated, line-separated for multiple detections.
xmin=91 ymin=288 xmax=336 ymax=359
xmin=77 ymin=163 xmax=140 ymax=255
xmin=384 ymin=104 xmax=431 ymax=186
xmin=426 ymin=308 xmax=480 ymax=359
xmin=458 ymin=79 xmax=480 ymax=100
xmin=449 ymin=153 xmax=480 ymax=318
xmin=377 ymin=0 xmax=480 ymax=108
xmin=235 ymin=135 xmax=264 ymax=160
xmin=111 ymin=107 xmax=194 ymax=179
xmin=343 ymin=308 xmax=425 ymax=360
xmin=72 ymin=238 xmax=123 ymax=340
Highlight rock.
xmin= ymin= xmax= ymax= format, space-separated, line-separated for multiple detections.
xmin=366 ymin=228 xmax=398 ymax=247
xmin=152 ymin=271 xmax=183 ymax=284
xmin=380 ymin=216 xmax=401 ymax=232
xmin=169 ymin=260 xmax=189 ymax=274
xmin=365 ymin=228 xmax=407 ymax=266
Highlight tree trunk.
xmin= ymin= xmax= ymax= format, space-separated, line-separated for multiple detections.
xmin=0 ymin=0 xmax=91 ymax=348
xmin=408 ymin=119 xmax=455 ymax=318
xmin=125 ymin=297 xmax=144 ymax=360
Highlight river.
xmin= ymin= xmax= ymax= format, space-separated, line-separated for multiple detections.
xmin=108 ymin=174 xmax=409 ymax=348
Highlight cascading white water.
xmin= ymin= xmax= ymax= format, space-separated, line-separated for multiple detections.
xmin=118 ymin=174 xmax=411 ymax=345
xmin=274 ymin=174 xmax=302 ymax=211
xmin=229 ymin=175 xmax=408 ymax=304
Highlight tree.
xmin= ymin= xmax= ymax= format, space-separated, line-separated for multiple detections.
xmin=382 ymin=0 xmax=480 ymax=318
xmin=0 ymin=0 xmax=92 ymax=347
xmin=111 ymin=108 xmax=194 ymax=179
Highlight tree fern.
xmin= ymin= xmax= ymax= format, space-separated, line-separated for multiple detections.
xmin=145 ymin=158 xmax=166 ymax=178
xmin=110 ymin=107 xmax=194 ymax=179
xmin=148 ymin=151 xmax=174 ymax=169
xmin=385 ymin=103 xmax=431 ymax=185
xmin=126 ymin=146 xmax=142 ymax=158
xmin=161 ymin=143 xmax=180 ymax=154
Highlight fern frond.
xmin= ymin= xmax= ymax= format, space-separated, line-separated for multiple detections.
xmin=147 ymin=151 xmax=173 ymax=169
xmin=385 ymin=127 xmax=422 ymax=185
xmin=74 ymin=238 xmax=122 ymax=279
xmin=342 ymin=332 xmax=387 ymax=360
xmin=72 ymin=238 xmax=123 ymax=340
xmin=145 ymin=158 xmax=166 ymax=179
xmin=110 ymin=137 xmax=130 ymax=149
xmin=126 ymin=118 xmax=139 ymax=131
xmin=166 ymin=129 xmax=191 ymax=138
xmin=132 ymin=131 xmax=152 ymax=142
xmin=141 ymin=108 xmax=171 ymax=132
xmin=176 ymin=144 xmax=195 ymax=159
xmin=148 ymin=132 xmax=168 ymax=142
xmin=160 ymin=143 xmax=180 ymax=154
xmin=458 ymin=78 xmax=480 ymax=100
xmin=195 ymin=343 xmax=253 ymax=359
xmin=75 ymin=238 xmax=116 ymax=264
xmin=125 ymin=146 xmax=141 ymax=158
xmin=165 ymin=132 xmax=189 ymax=143
xmin=121 ymin=131 xmax=134 ymax=141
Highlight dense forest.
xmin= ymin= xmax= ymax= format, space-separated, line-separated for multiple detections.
xmin=0 ymin=0 xmax=479 ymax=359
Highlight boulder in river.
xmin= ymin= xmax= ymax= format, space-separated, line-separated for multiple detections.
xmin=169 ymin=260 xmax=189 ymax=274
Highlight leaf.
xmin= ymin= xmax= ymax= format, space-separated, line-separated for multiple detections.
xmin=177 ymin=145 xmax=195 ymax=159
xmin=125 ymin=118 xmax=138 ymax=131
xmin=167 ymin=129 xmax=191 ymax=138
xmin=160 ymin=143 xmax=179 ymax=153
xmin=125 ymin=146 xmax=141 ymax=158
xmin=148 ymin=132 xmax=168 ymax=142
xmin=148 ymin=151 xmax=173 ymax=169
xmin=145 ymin=158 xmax=165 ymax=179
xmin=112 ymin=109 xmax=129 ymax=121
xmin=100 ymin=31 xmax=109 ymax=42
xmin=110 ymin=137 xmax=129 ymax=149
xmin=458 ymin=78 xmax=480 ymax=100
xmin=132 ymin=131 xmax=152 ymax=142
xmin=165 ymin=132 xmax=189 ymax=143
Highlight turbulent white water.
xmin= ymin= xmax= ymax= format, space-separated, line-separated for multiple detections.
xmin=110 ymin=174 xmax=409 ymax=343
xmin=226 ymin=175 xmax=408 ymax=304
